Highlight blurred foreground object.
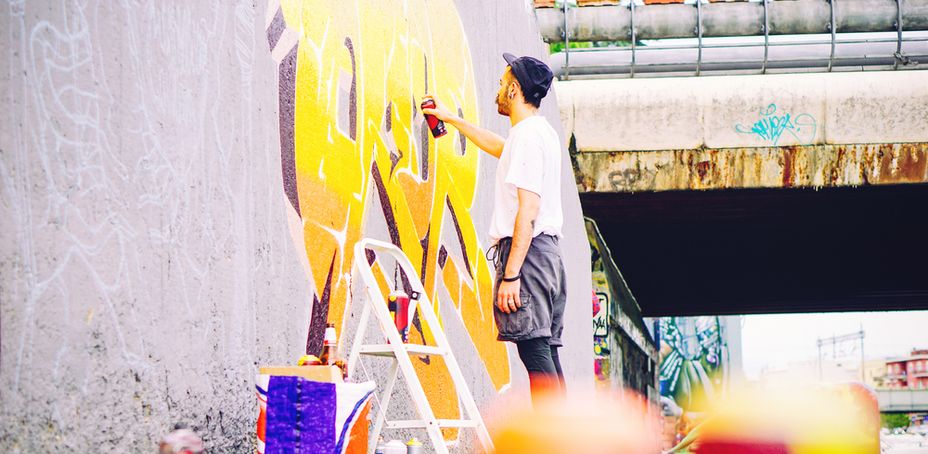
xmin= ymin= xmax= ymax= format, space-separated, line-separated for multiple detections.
xmin=158 ymin=426 xmax=204 ymax=454
xmin=490 ymin=389 xmax=660 ymax=454
xmin=687 ymin=382 xmax=879 ymax=453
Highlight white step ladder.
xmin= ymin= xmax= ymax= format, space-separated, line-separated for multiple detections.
xmin=346 ymin=238 xmax=494 ymax=454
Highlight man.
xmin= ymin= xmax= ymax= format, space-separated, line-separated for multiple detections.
xmin=423 ymin=53 xmax=566 ymax=398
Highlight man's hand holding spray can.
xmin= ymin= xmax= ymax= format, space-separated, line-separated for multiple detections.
xmin=420 ymin=96 xmax=447 ymax=138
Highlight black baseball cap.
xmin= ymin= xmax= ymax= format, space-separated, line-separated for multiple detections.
xmin=503 ymin=53 xmax=554 ymax=104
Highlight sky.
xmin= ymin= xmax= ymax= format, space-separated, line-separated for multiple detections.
xmin=740 ymin=310 xmax=928 ymax=380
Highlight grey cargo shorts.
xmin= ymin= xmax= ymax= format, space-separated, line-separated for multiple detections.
xmin=489 ymin=234 xmax=567 ymax=346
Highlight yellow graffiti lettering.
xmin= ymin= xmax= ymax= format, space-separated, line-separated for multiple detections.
xmin=271 ymin=0 xmax=511 ymax=439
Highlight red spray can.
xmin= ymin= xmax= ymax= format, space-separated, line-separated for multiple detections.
xmin=388 ymin=292 xmax=410 ymax=342
xmin=420 ymin=97 xmax=447 ymax=138
xmin=388 ymin=291 xmax=420 ymax=343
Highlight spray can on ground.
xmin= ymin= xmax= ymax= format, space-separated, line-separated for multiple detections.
xmin=406 ymin=437 xmax=423 ymax=454
xmin=420 ymin=97 xmax=447 ymax=138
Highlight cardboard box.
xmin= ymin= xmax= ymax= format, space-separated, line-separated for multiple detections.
xmin=259 ymin=365 xmax=343 ymax=384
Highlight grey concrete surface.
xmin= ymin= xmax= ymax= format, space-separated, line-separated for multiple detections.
xmin=1 ymin=1 xmax=323 ymax=451
xmin=557 ymin=71 xmax=928 ymax=153
xmin=1 ymin=1 xmax=593 ymax=452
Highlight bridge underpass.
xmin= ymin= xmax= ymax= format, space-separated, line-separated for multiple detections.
xmin=878 ymin=389 xmax=928 ymax=413
xmin=558 ymin=71 xmax=928 ymax=317
xmin=582 ymin=183 xmax=928 ymax=316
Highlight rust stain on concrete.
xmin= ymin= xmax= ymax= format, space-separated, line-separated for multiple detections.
xmin=782 ymin=147 xmax=795 ymax=188
xmin=574 ymin=143 xmax=928 ymax=193
xmin=877 ymin=144 xmax=928 ymax=184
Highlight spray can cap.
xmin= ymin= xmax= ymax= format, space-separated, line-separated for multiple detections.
xmin=323 ymin=324 xmax=336 ymax=343
xmin=406 ymin=437 xmax=422 ymax=446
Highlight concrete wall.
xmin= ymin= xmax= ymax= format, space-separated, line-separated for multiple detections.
xmin=1 ymin=0 xmax=592 ymax=451
xmin=559 ymin=71 xmax=928 ymax=152
xmin=557 ymin=71 xmax=928 ymax=192
xmin=1 ymin=2 xmax=309 ymax=451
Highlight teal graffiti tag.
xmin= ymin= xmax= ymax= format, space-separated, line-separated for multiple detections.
xmin=735 ymin=104 xmax=817 ymax=146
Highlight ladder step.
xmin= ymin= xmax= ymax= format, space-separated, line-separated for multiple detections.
xmin=385 ymin=419 xmax=480 ymax=429
xmin=358 ymin=344 xmax=446 ymax=357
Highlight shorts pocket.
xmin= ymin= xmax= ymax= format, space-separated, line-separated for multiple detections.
xmin=494 ymin=293 xmax=535 ymax=338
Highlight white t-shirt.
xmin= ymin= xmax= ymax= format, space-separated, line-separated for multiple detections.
xmin=488 ymin=115 xmax=563 ymax=243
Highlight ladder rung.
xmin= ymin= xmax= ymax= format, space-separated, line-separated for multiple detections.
xmin=358 ymin=344 xmax=446 ymax=357
xmin=385 ymin=419 xmax=480 ymax=429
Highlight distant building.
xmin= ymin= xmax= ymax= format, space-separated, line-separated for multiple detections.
xmin=862 ymin=360 xmax=887 ymax=389
xmin=758 ymin=358 xmax=884 ymax=387
xmin=885 ymin=349 xmax=928 ymax=389
xmin=760 ymin=358 xmax=861 ymax=384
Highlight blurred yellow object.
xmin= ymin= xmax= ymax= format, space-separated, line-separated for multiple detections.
xmin=489 ymin=389 xmax=660 ymax=454
xmin=692 ymin=382 xmax=880 ymax=454
xmin=296 ymin=354 xmax=321 ymax=366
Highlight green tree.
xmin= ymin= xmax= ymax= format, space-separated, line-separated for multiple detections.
xmin=548 ymin=40 xmax=636 ymax=54
xmin=881 ymin=413 xmax=910 ymax=429
xmin=548 ymin=41 xmax=592 ymax=54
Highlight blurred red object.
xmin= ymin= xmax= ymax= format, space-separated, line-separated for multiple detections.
xmin=693 ymin=440 xmax=789 ymax=453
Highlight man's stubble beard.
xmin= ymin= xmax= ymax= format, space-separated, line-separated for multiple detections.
xmin=496 ymin=93 xmax=510 ymax=117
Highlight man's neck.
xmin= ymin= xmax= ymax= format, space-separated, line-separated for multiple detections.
xmin=509 ymin=103 xmax=538 ymax=127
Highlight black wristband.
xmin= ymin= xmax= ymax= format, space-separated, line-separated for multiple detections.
xmin=501 ymin=272 xmax=521 ymax=282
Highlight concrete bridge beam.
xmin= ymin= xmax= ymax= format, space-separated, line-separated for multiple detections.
xmin=557 ymin=71 xmax=928 ymax=192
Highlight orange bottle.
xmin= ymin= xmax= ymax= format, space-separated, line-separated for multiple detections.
xmin=319 ymin=323 xmax=337 ymax=366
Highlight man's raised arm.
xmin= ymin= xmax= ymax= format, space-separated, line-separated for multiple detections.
xmin=421 ymin=95 xmax=505 ymax=158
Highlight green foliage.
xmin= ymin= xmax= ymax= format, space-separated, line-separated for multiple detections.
xmin=548 ymin=41 xmax=592 ymax=54
xmin=881 ymin=413 xmax=910 ymax=429
xmin=548 ymin=40 xmax=637 ymax=54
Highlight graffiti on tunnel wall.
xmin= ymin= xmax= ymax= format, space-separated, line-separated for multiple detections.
xmin=586 ymin=217 xmax=659 ymax=392
xmin=590 ymin=232 xmax=612 ymax=385
xmin=658 ymin=317 xmax=726 ymax=411
xmin=265 ymin=0 xmax=509 ymax=438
